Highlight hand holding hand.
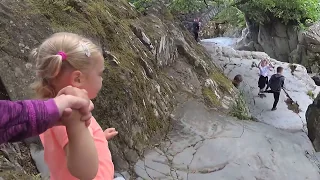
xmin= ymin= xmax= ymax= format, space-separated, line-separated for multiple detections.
xmin=54 ymin=86 xmax=94 ymax=126
xmin=104 ymin=128 xmax=118 ymax=140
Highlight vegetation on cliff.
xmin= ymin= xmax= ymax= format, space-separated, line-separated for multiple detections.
xmin=130 ymin=0 xmax=320 ymax=27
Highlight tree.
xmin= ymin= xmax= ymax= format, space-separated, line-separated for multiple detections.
xmin=129 ymin=0 xmax=320 ymax=26
xmin=233 ymin=0 xmax=320 ymax=25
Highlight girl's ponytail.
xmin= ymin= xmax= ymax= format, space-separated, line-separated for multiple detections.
xmin=31 ymin=51 xmax=64 ymax=98
xmin=31 ymin=78 xmax=55 ymax=99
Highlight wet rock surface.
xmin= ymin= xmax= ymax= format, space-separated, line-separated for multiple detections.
xmin=135 ymin=100 xmax=320 ymax=180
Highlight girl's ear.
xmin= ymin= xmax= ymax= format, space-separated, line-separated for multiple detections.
xmin=70 ymin=70 xmax=85 ymax=88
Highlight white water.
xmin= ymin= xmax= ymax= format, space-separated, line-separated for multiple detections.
xmin=201 ymin=37 xmax=237 ymax=47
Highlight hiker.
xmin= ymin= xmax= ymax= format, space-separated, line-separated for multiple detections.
xmin=32 ymin=32 xmax=122 ymax=180
xmin=232 ymin=74 xmax=243 ymax=89
xmin=257 ymin=59 xmax=274 ymax=95
xmin=192 ymin=18 xmax=201 ymax=42
xmin=264 ymin=66 xmax=285 ymax=111
xmin=0 ymin=86 xmax=93 ymax=145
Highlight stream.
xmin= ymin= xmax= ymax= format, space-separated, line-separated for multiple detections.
xmin=200 ymin=37 xmax=238 ymax=47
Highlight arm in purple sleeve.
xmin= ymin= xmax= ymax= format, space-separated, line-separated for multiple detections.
xmin=0 ymin=99 xmax=60 ymax=144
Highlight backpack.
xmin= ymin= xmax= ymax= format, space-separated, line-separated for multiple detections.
xmin=268 ymin=74 xmax=285 ymax=92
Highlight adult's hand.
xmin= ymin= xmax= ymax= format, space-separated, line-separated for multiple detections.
xmin=54 ymin=86 xmax=94 ymax=126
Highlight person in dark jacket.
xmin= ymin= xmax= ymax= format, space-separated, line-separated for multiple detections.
xmin=264 ymin=66 xmax=285 ymax=111
xmin=192 ymin=18 xmax=201 ymax=42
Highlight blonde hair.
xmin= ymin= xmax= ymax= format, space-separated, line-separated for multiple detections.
xmin=31 ymin=32 xmax=102 ymax=98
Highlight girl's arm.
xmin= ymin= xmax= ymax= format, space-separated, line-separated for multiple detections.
xmin=257 ymin=60 xmax=262 ymax=69
xmin=63 ymin=113 xmax=98 ymax=180
xmin=268 ymin=61 xmax=274 ymax=68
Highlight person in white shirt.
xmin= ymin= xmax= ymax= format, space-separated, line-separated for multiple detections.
xmin=258 ymin=59 xmax=274 ymax=94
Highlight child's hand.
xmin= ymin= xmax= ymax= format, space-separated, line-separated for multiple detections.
xmin=104 ymin=128 xmax=118 ymax=140
xmin=60 ymin=109 xmax=83 ymax=128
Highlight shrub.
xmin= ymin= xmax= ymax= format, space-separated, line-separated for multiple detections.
xmin=230 ymin=92 xmax=252 ymax=120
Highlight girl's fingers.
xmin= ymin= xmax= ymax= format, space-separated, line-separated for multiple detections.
xmin=84 ymin=118 xmax=91 ymax=127
xmin=81 ymin=113 xmax=92 ymax=122
xmin=105 ymin=128 xmax=116 ymax=133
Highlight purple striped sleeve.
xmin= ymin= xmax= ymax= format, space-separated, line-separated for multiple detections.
xmin=0 ymin=99 xmax=60 ymax=144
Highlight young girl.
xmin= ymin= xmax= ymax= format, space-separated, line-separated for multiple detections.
xmin=257 ymin=59 xmax=274 ymax=95
xmin=32 ymin=32 xmax=118 ymax=180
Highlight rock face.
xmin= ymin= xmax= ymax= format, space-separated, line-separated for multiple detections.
xmin=306 ymin=93 xmax=320 ymax=151
xmin=135 ymin=99 xmax=320 ymax=180
xmin=202 ymin=42 xmax=320 ymax=132
xmin=312 ymin=75 xmax=320 ymax=86
xmin=290 ymin=22 xmax=320 ymax=73
xmin=0 ymin=0 xmax=235 ymax=178
xmin=236 ymin=19 xmax=298 ymax=63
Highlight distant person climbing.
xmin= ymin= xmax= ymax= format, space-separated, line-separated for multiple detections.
xmin=192 ymin=18 xmax=201 ymax=42
xmin=232 ymin=74 xmax=243 ymax=89
xmin=257 ymin=59 xmax=274 ymax=95
xmin=264 ymin=67 xmax=285 ymax=111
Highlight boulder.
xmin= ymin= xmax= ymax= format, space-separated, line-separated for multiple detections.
xmin=236 ymin=19 xmax=298 ymax=63
xmin=312 ymin=75 xmax=320 ymax=86
xmin=306 ymin=93 xmax=320 ymax=151
xmin=290 ymin=22 xmax=320 ymax=73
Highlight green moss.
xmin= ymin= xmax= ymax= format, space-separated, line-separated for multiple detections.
xmin=211 ymin=71 xmax=233 ymax=94
xmin=307 ymin=90 xmax=315 ymax=99
xmin=133 ymin=132 xmax=146 ymax=144
xmin=0 ymin=171 xmax=40 ymax=180
xmin=163 ymin=8 xmax=174 ymax=21
xmin=145 ymin=107 xmax=163 ymax=132
xmin=203 ymin=87 xmax=220 ymax=106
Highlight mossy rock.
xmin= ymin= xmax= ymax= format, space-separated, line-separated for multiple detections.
xmin=203 ymin=87 xmax=221 ymax=106
xmin=210 ymin=71 xmax=233 ymax=94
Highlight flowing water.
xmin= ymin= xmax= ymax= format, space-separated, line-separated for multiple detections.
xmin=201 ymin=37 xmax=237 ymax=47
